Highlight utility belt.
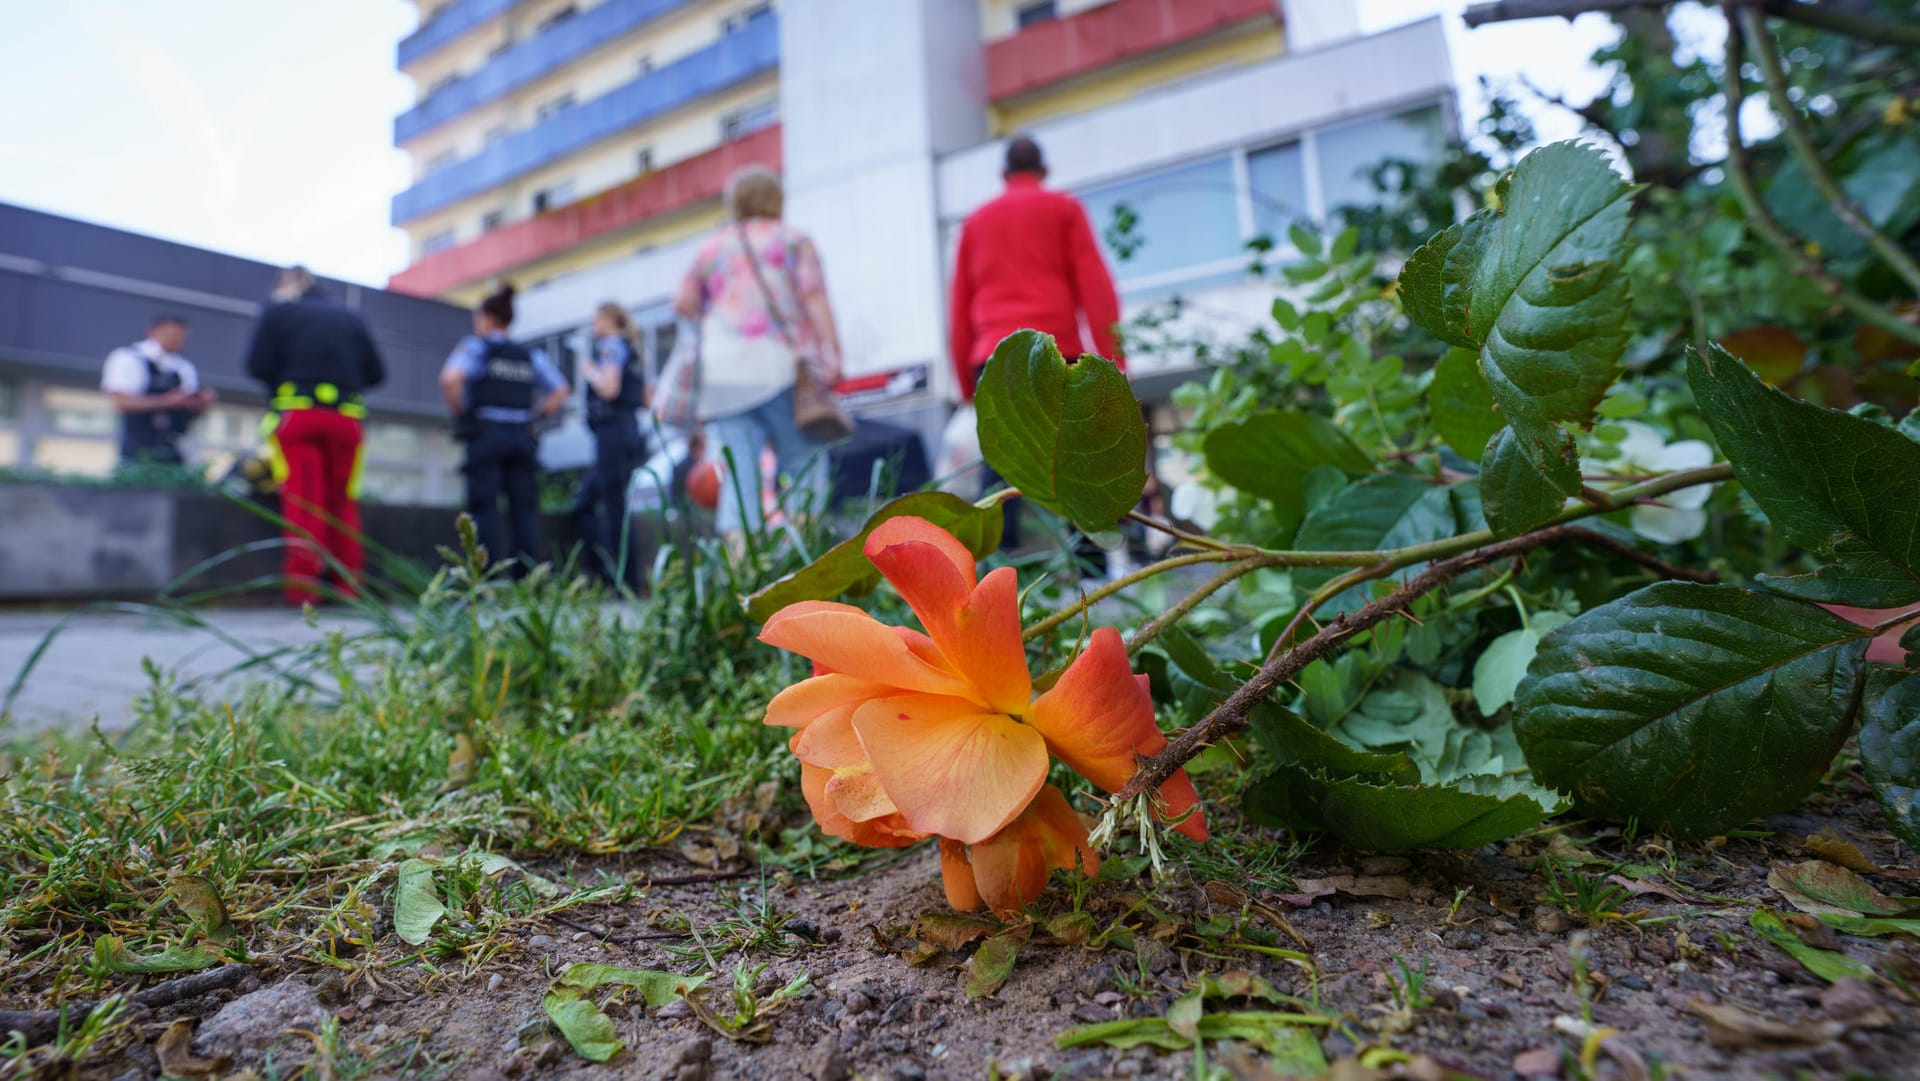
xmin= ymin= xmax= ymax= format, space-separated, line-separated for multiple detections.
xmin=270 ymin=381 xmax=367 ymax=418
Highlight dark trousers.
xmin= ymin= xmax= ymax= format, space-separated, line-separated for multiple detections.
xmin=575 ymin=422 xmax=645 ymax=586
xmin=464 ymin=422 xmax=542 ymax=573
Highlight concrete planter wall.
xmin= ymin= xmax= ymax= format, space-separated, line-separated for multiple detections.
xmin=0 ymin=482 xmax=669 ymax=601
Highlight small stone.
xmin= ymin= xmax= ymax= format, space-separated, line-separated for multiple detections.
xmin=335 ymin=1005 xmax=359 ymax=1023
xmin=1072 ymin=1003 xmax=1112 ymax=1024
xmin=1532 ymin=907 xmax=1574 ymax=934
xmin=788 ymin=919 xmax=822 ymax=941
xmin=882 ymin=1036 xmax=909 ymax=1054
xmin=606 ymin=912 xmax=631 ymax=927
xmin=672 ymin=1037 xmax=713 ymax=1067
xmin=1440 ymin=928 xmax=1483 ymax=951
xmin=528 ymin=934 xmax=554 ymax=948
xmin=1490 ymin=919 xmax=1518 ymax=934
xmin=1458 ymin=1000 xmax=1488 ymax=1021
xmin=1513 ymin=1047 xmax=1562 ymax=1077
xmin=657 ymin=1000 xmax=693 ymax=1019
xmin=812 ymin=1037 xmax=852 ymax=1081
xmin=841 ymin=991 xmax=873 ymax=1015
xmin=1821 ymin=977 xmax=1885 ymax=1023
xmin=1076 ymin=963 xmax=1116 ymax=995
xmin=1615 ymin=974 xmax=1651 ymax=991
xmin=356 ymin=994 xmax=376 ymax=1010
xmin=194 ymin=981 xmax=329 ymax=1055
xmin=892 ymin=1065 xmax=926 ymax=1081
xmin=572 ymin=930 xmax=593 ymax=942
xmin=487 ymin=973 xmax=504 ymax=993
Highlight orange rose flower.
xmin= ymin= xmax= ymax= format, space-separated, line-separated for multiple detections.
xmin=759 ymin=516 xmax=1206 ymax=914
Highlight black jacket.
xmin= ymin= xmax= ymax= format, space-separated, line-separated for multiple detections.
xmin=245 ymin=287 xmax=386 ymax=396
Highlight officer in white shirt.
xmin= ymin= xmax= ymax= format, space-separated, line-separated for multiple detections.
xmin=101 ymin=315 xmax=216 ymax=465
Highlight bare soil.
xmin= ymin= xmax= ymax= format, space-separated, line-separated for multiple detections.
xmin=30 ymin=770 xmax=1920 ymax=1081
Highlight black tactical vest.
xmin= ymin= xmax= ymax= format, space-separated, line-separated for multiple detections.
xmin=467 ymin=338 xmax=539 ymax=413
xmin=120 ymin=353 xmax=194 ymax=462
xmin=587 ymin=336 xmax=646 ymax=430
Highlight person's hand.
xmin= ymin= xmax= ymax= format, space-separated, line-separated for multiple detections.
xmin=158 ymin=388 xmax=194 ymax=408
xmin=192 ymin=388 xmax=217 ymax=409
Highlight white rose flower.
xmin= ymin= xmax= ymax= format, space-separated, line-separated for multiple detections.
xmin=1610 ymin=421 xmax=1716 ymax=544
xmin=1170 ymin=481 xmax=1222 ymax=532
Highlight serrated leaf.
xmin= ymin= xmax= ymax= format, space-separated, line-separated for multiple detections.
xmin=975 ymin=330 xmax=1147 ymax=532
xmin=1430 ymin=348 xmax=1503 ymax=461
xmin=1750 ymin=909 xmax=1875 ymax=984
xmin=1861 ymin=670 xmax=1920 ymax=852
xmin=1514 ymin=583 xmax=1871 ymax=837
xmin=1690 ymin=346 xmax=1920 ymax=606
xmin=1201 ymin=410 xmax=1372 ymax=538
xmin=1244 ymin=765 xmax=1560 ymax=849
xmin=1480 ymin=428 xmax=1577 ymax=538
xmin=1291 ymin=476 xmax=1461 ymax=611
xmin=1768 ymin=860 xmax=1919 ymax=917
xmin=744 ymin=492 xmax=1002 ymax=621
xmin=1400 ymin=141 xmax=1636 ymax=479
xmin=394 ymin=858 xmax=447 ymax=946
xmin=1471 ymin=612 xmax=1573 ymax=714
xmin=964 ymin=932 xmax=1023 ymax=999
xmin=93 ymin=936 xmax=223 ymax=975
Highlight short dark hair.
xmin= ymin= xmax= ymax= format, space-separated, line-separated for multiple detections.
xmin=478 ymin=284 xmax=516 ymax=327
xmin=1004 ymin=136 xmax=1045 ymax=175
xmin=150 ymin=314 xmax=188 ymax=329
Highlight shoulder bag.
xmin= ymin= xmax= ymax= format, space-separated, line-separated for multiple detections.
xmin=737 ymin=223 xmax=854 ymax=444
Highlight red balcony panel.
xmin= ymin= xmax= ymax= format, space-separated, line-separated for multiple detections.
xmin=986 ymin=0 xmax=1279 ymax=103
xmin=389 ymin=124 xmax=783 ymax=297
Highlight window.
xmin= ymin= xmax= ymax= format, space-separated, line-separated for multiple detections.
xmin=723 ymin=3 xmax=773 ymax=33
xmin=424 ymin=150 xmax=458 ymax=175
xmin=720 ymin=98 xmax=779 ymax=140
xmin=1247 ymin=141 xmax=1308 ymax=243
xmin=536 ymin=4 xmax=578 ymax=34
xmin=635 ymin=147 xmax=655 ymax=174
xmin=421 ymin=228 xmax=456 ymax=256
xmin=45 ymin=387 xmax=115 ymax=438
xmin=1315 ymin=105 xmax=1445 ymax=215
xmin=1016 ymin=1 xmax=1058 ymax=29
xmin=532 ymin=180 xmax=575 ymax=213
xmin=536 ymin=92 xmax=576 ymax=121
xmin=1080 ymin=155 xmax=1242 ymax=284
xmin=481 ymin=209 xmax=507 ymax=232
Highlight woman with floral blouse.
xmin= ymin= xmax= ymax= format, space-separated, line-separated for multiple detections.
xmin=673 ymin=165 xmax=844 ymax=539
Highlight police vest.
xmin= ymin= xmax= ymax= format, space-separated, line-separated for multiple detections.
xmin=587 ymin=337 xmax=646 ymax=430
xmin=468 ymin=338 xmax=539 ymax=413
xmin=121 ymin=352 xmax=194 ymax=459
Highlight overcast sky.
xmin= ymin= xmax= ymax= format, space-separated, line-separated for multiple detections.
xmin=0 ymin=1 xmax=1632 ymax=288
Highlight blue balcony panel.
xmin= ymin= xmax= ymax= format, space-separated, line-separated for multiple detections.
xmin=397 ymin=0 xmax=698 ymax=144
xmin=391 ymin=16 xmax=778 ymax=225
xmin=398 ymin=0 xmax=518 ymax=69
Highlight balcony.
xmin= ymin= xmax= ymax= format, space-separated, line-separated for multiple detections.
xmin=388 ymin=125 xmax=782 ymax=297
xmin=986 ymin=0 xmax=1279 ymax=102
xmin=396 ymin=0 xmax=698 ymax=144
xmin=391 ymin=14 xmax=778 ymax=225
xmin=398 ymin=0 xmax=519 ymax=69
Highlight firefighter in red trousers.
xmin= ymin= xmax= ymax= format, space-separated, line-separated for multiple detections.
xmin=245 ymin=266 xmax=387 ymax=605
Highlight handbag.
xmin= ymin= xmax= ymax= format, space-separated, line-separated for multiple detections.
xmin=738 ymin=223 xmax=854 ymax=444
xmin=650 ymin=319 xmax=701 ymax=428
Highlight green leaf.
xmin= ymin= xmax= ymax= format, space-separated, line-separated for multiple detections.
xmin=168 ymin=875 xmax=233 ymax=943
xmin=1057 ymin=1012 xmax=1333 ymax=1053
xmin=394 ymin=858 xmax=447 ymax=946
xmin=1429 ymin=347 xmax=1503 ymax=461
xmin=964 ymin=932 xmax=1023 ymax=999
xmin=1202 ymin=409 xmax=1372 ymax=537
xmin=1861 ymin=670 xmax=1920 ymax=852
xmin=1247 ymin=704 xmax=1421 ymax=786
xmin=94 ymin=936 xmax=223 ymax=975
xmin=744 ymin=492 xmax=1002 ymax=622
xmin=975 ymin=330 xmax=1148 ymax=532
xmin=1245 ymin=766 xmax=1560 ymax=850
xmin=1471 ymin=612 xmax=1573 ymax=714
xmin=1690 ymin=345 xmax=1920 ymax=606
xmin=542 ymin=996 xmax=623 ymax=1062
xmin=540 ymin=964 xmax=707 ymax=1063
xmin=1399 ymin=142 xmax=1637 ymax=478
xmin=1480 ymin=428 xmax=1577 ymax=538
xmin=1514 ymin=583 xmax=1871 ymax=837
xmin=1291 ymin=476 xmax=1461 ymax=610
xmin=1818 ymin=914 xmax=1920 ymax=938
xmin=1288 ymin=220 xmax=1323 ymax=257
xmin=1750 ymin=909 xmax=1875 ymax=984
xmin=1768 ymin=859 xmax=1919 ymax=918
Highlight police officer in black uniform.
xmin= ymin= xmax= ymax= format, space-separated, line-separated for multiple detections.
xmin=574 ymin=301 xmax=650 ymax=588
xmin=439 ymin=285 xmax=569 ymax=573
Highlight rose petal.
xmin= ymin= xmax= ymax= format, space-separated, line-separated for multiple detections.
xmin=799 ymin=763 xmax=925 ymax=848
xmin=1028 ymin=627 xmax=1207 ymax=840
xmin=1630 ymin=504 xmax=1707 ymax=545
xmin=789 ymin=706 xmax=867 ymax=769
xmin=765 ymin=674 xmax=888 ymax=729
xmin=824 ymin=765 xmax=898 ymax=822
xmin=866 ymin=524 xmax=1030 ymax=715
xmin=967 ymin=785 xmax=1099 ymax=916
xmin=851 ymin=693 xmax=1048 ymax=844
xmin=940 ymin=838 xmax=983 ymax=912
xmin=760 ymin=601 xmax=972 ymax=697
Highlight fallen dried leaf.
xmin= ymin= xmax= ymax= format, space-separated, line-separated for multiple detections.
xmin=1768 ymin=860 xmax=1917 ymax=918
xmin=1689 ymin=1000 xmax=1845 ymax=1049
xmin=1806 ymin=828 xmax=1881 ymax=874
xmin=154 ymin=1019 xmax=229 ymax=1080
xmin=1605 ymin=874 xmax=1694 ymax=904
xmin=1285 ymin=875 xmax=1412 ymax=904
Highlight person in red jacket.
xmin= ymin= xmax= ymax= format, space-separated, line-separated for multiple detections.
xmin=948 ymin=136 xmax=1125 ymax=548
xmin=948 ymin=136 xmax=1124 ymax=401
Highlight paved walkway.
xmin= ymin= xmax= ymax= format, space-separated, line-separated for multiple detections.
xmin=0 ymin=607 xmax=365 ymax=734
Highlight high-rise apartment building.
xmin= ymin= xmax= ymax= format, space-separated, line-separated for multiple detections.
xmin=386 ymin=0 xmax=1456 ymax=424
